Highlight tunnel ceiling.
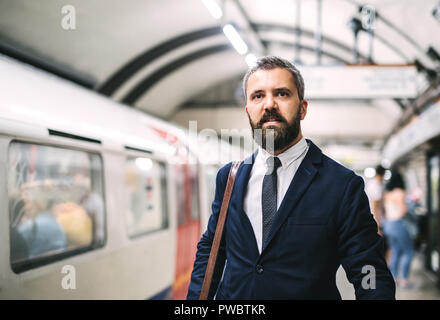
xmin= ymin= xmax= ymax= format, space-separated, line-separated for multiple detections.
xmin=1 ymin=0 xmax=440 ymax=124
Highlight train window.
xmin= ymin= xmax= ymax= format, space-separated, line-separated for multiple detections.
xmin=8 ymin=141 xmax=106 ymax=273
xmin=125 ymin=157 xmax=169 ymax=238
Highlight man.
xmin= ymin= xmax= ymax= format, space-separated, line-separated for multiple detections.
xmin=365 ymin=165 xmax=386 ymax=234
xmin=187 ymin=56 xmax=395 ymax=299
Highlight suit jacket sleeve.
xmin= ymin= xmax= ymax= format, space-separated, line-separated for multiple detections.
xmin=336 ymin=173 xmax=396 ymax=300
xmin=186 ymin=163 xmax=231 ymax=300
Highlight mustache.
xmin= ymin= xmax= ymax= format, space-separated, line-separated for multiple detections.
xmin=257 ymin=110 xmax=288 ymax=127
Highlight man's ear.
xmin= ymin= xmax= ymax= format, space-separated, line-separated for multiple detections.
xmin=300 ymin=99 xmax=308 ymax=120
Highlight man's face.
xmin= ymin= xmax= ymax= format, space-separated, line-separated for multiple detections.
xmin=245 ymin=67 xmax=307 ymax=152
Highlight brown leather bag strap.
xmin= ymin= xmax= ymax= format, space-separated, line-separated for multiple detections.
xmin=199 ymin=160 xmax=242 ymax=300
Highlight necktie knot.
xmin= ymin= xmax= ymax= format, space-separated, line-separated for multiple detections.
xmin=266 ymin=156 xmax=282 ymax=175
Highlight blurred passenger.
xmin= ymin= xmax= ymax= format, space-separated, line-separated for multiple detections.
xmin=382 ymin=170 xmax=414 ymax=289
xmin=365 ymin=165 xmax=386 ymax=233
xmin=53 ymin=201 xmax=93 ymax=247
xmin=17 ymin=191 xmax=67 ymax=258
xmin=81 ymin=192 xmax=105 ymax=246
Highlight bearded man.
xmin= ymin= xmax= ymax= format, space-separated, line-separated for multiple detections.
xmin=187 ymin=56 xmax=395 ymax=300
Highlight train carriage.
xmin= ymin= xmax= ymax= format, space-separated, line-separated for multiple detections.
xmin=0 ymin=54 xmax=244 ymax=299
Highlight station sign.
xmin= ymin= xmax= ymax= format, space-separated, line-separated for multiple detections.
xmin=301 ymin=65 xmax=418 ymax=99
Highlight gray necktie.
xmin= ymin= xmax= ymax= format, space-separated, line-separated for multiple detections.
xmin=262 ymin=156 xmax=282 ymax=249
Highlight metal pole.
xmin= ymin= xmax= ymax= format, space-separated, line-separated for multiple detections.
xmin=368 ymin=29 xmax=374 ymax=63
xmin=295 ymin=0 xmax=301 ymax=63
xmin=315 ymin=0 xmax=323 ymax=65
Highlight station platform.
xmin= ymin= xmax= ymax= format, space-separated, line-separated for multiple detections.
xmin=337 ymin=252 xmax=440 ymax=300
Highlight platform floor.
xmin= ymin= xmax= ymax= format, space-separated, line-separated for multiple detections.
xmin=336 ymin=252 xmax=440 ymax=300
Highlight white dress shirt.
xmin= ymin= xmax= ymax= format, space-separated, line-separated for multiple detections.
xmin=243 ymin=137 xmax=309 ymax=253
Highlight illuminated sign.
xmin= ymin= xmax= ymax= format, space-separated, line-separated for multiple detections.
xmin=301 ymin=65 xmax=418 ymax=99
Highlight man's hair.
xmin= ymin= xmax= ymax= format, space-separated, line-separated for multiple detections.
xmin=242 ymin=55 xmax=305 ymax=103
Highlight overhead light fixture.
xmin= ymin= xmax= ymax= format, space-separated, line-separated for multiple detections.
xmin=245 ymin=53 xmax=257 ymax=67
xmin=381 ymin=159 xmax=391 ymax=169
xmin=363 ymin=167 xmax=376 ymax=179
xmin=135 ymin=157 xmax=153 ymax=171
xmin=223 ymin=24 xmax=248 ymax=55
xmin=414 ymin=59 xmax=437 ymax=80
xmin=347 ymin=17 xmax=364 ymax=35
xmin=384 ymin=170 xmax=392 ymax=181
xmin=202 ymin=0 xmax=222 ymax=19
xmin=427 ymin=46 xmax=440 ymax=62
xmin=433 ymin=1 xmax=440 ymax=22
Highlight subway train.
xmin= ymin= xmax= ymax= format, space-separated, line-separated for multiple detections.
xmin=0 ymin=54 xmax=245 ymax=299
xmin=382 ymin=97 xmax=440 ymax=287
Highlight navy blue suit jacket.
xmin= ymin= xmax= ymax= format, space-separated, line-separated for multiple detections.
xmin=187 ymin=140 xmax=395 ymax=299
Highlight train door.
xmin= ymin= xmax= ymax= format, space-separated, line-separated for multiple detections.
xmin=172 ymin=161 xmax=200 ymax=299
xmin=426 ymin=152 xmax=440 ymax=286
xmin=149 ymin=127 xmax=201 ymax=298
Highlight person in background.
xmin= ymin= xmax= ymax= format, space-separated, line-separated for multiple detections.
xmin=17 ymin=189 xmax=67 ymax=259
xmin=81 ymin=192 xmax=105 ymax=246
xmin=365 ymin=165 xmax=386 ymax=234
xmin=382 ymin=169 xmax=414 ymax=289
xmin=53 ymin=201 xmax=93 ymax=248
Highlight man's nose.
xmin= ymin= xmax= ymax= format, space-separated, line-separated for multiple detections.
xmin=263 ymin=94 xmax=276 ymax=110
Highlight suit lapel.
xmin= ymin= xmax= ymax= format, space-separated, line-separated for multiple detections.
xmin=232 ymin=151 xmax=259 ymax=255
xmin=261 ymin=140 xmax=323 ymax=254
xmin=234 ymin=151 xmax=256 ymax=213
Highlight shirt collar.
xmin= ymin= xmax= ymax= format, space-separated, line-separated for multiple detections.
xmin=258 ymin=137 xmax=308 ymax=169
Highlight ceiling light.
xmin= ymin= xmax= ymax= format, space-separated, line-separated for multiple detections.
xmin=223 ymin=24 xmax=248 ymax=55
xmin=364 ymin=167 xmax=376 ymax=179
xmin=245 ymin=53 xmax=257 ymax=67
xmin=135 ymin=157 xmax=153 ymax=171
xmin=202 ymin=0 xmax=222 ymax=19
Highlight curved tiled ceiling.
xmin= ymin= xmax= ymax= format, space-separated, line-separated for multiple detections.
xmin=0 ymin=0 xmax=439 ymax=119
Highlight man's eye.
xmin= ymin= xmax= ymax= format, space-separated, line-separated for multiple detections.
xmin=278 ymin=91 xmax=288 ymax=97
xmin=253 ymin=94 xmax=263 ymax=100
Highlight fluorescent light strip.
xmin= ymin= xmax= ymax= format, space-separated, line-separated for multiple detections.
xmin=202 ymin=0 xmax=222 ymax=19
xmin=223 ymin=24 xmax=248 ymax=55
